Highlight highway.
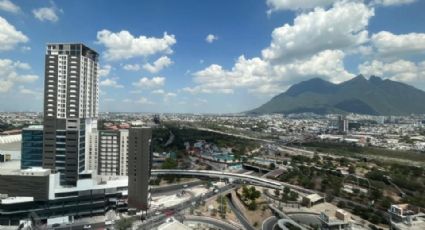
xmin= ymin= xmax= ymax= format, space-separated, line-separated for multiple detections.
xmin=152 ymin=169 xmax=315 ymax=196
xmin=184 ymin=215 xmax=242 ymax=230
xmin=226 ymin=195 xmax=255 ymax=230
xmin=262 ymin=216 xmax=278 ymax=230
xmin=136 ymin=184 xmax=238 ymax=230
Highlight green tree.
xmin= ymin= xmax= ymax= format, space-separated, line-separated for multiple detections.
xmin=348 ymin=165 xmax=356 ymax=174
xmin=161 ymin=158 xmax=178 ymax=183
xmin=115 ymin=218 xmax=133 ymax=230
xmin=161 ymin=158 xmax=178 ymax=169
xmin=289 ymin=191 xmax=299 ymax=201
xmin=284 ymin=186 xmax=291 ymax=194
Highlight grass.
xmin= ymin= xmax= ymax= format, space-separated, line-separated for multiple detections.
xmin=300 ymin=141 xmax=425 ymax=164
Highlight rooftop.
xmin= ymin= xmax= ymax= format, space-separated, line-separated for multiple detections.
xmin=0 ymin=196 xmax=34 ymax=204
xmin=23 ymin=125 xmax=43 ymax=131
xmin=0 ymin=167 xmax=50 ymax=176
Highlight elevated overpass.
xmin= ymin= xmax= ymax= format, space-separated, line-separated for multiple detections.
xmin=151 ymin=169 xmax=314 ymax=196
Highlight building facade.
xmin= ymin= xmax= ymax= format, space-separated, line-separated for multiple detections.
xmin=21 ymin=125 xmax=44 ymax=169
xmin=128 ymin=127 xmax=152 ymax=210
xmin=0 ymin=168 xmax=127 ymax=226
xmin=86 ymin=129 xmax=129 ymax=176
xmin=42 ymin=43 xmax=99 ymax=186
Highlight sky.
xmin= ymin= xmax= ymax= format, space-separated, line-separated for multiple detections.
xmin=0 ymin=0 xmax=425 ymax=113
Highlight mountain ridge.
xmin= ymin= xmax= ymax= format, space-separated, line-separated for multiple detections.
xmin=248 ymin=76 xmax=425 ymax=115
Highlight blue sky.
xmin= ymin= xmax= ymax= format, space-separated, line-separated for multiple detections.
xmin=0 ymin=0 xmax=425 ymax=113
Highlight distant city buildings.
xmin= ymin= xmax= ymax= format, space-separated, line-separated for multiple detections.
xmin=338 ymin=115 xmax=349 ymax=134
xmin=42 ymin=43 xmax=99 ymax=186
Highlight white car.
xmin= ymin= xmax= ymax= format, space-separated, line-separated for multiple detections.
xmin=83 ymin=224 xmax=92 ymax=229
xmin=105 ymin=220 xmax=115 ymax=226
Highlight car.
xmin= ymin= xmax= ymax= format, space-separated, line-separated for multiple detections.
xmin=52 ymin=223 xmax=60 ymax=228
xmin=183 ymin=184 xmax=188 ymax=188
xmin=83 ymin=224 xmax=92 ymax=229
xmin=105 ymin=220 xmax=115 ymax=226
xmin=155 ymin=211 xmax=161 ymax=215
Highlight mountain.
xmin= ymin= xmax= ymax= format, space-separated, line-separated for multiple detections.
xmin=248 ymin=75 xmax=425 ymax=115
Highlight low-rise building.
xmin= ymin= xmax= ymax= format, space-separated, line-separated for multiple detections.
xmin=0 ymin=167 xmax=129 ymax=226
xmin=388 ymin=204 xmax=425 ymax=230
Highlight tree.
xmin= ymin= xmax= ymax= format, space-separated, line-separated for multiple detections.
xmin=370 ymin=188 xmax=383 ymax=201
xmin=248 ymin=186 xmax=261 ymax=200
xmin=348 ymin=165 xmax=356 ymax=174
xmin=289 ymin=191 xmax=299 ymax=201
xmin=242 ymin=185 xmax=250 ymax=200
xmin=216 ymin=196 xmax=227 ymax=218
xmin=284 ymin=186 xmax=291 ymax=194
xmin=269 ymin=162 xmax=276 ymax=170
xmin=312 ymin=153 xmax=320 ymax=162
xmin=274 ymin=189 xmax=280 ymax=197
xmin=115 ymin=218 xmax=133 ymax=230
xmin=337 ymin=201 xmax=346 ymax=209
xmin=161 ymin=158 xmax=178 ymax=183
xmin=161 ymin=158 xmax=178 ymax=169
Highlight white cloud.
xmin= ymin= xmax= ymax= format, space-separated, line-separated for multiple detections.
xmin=185 ymin=56 xmax=270 ymax=94
xmin=0 ymin=81 xmax=13 ymax=93
xmin=151 ymin=89 xmax=177 ymax=102
xmin=32 ymin=7 xmax=59 ymax=22
xmin=132 ymin=77 xmax=165 ymax=89
xmin=104 ymin=98 xmax=116 ymax=102
xmin=98 ymin=64 xmax=112 ymax=77
xmin=14 ymin=74 xmax=38 ymax=83
xmin=185 ymin=2 xmax=371 ymax=95
xmin=100 ymin=78 xmax=123 ymax=88
xmin=274 ymin=49 xmax=354 ymax=84
xmin=186 ymin=49 xmax=353 ymax=95
xmin=163 ymin=92 xmax=177 ymax=102
xmin=123 ymin=64 xmax=140 ymax=71
xmin=266 ymin=0 xmax=337 ymax=12
xmin=0 ymin=16 xmax=28 ymax=51
xmin=96 ymin=30 xmax=176 ymax=61
xmin=265 ymin=0 xmax=416 ymax=13
xmin=205 ymin=34 xmax=218 ymax=43
xmin=262 ymin=1 xmax=373 ymax=62
xmin=136 ymin=97 xmax=154 ymax=105
xmin=18 ymin=86 xmax=40 ymax=96
xmin=372 ymin=0 xmax=416 ymax=6
xmin=0 ymin=59 xmax=37 ymax=93
xmin=371 ymin=31 xmax=425 ymax=57
xmin=143 ymin=56 xmax=173 ymax=73
xmin=21 ymin=46 xmax=31 ymax=52
xmin=0 ymin=0 xmax=20 ymax=13
xmin=359 ymin=59 xmax=425 ymax=84
xmin=151 ymin=89 xmax=165 ymax=94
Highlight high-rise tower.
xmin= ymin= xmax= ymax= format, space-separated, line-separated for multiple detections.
xmin=128 ymin=127 xmax=152 ymax=210
xmin=42 ymin=43 xmax=99 ymax=186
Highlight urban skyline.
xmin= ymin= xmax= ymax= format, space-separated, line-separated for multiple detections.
xmin=0 ymin=0 xmax=425 ymax=113
xmin=0 ymin=1 xmax=425 ymax=230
